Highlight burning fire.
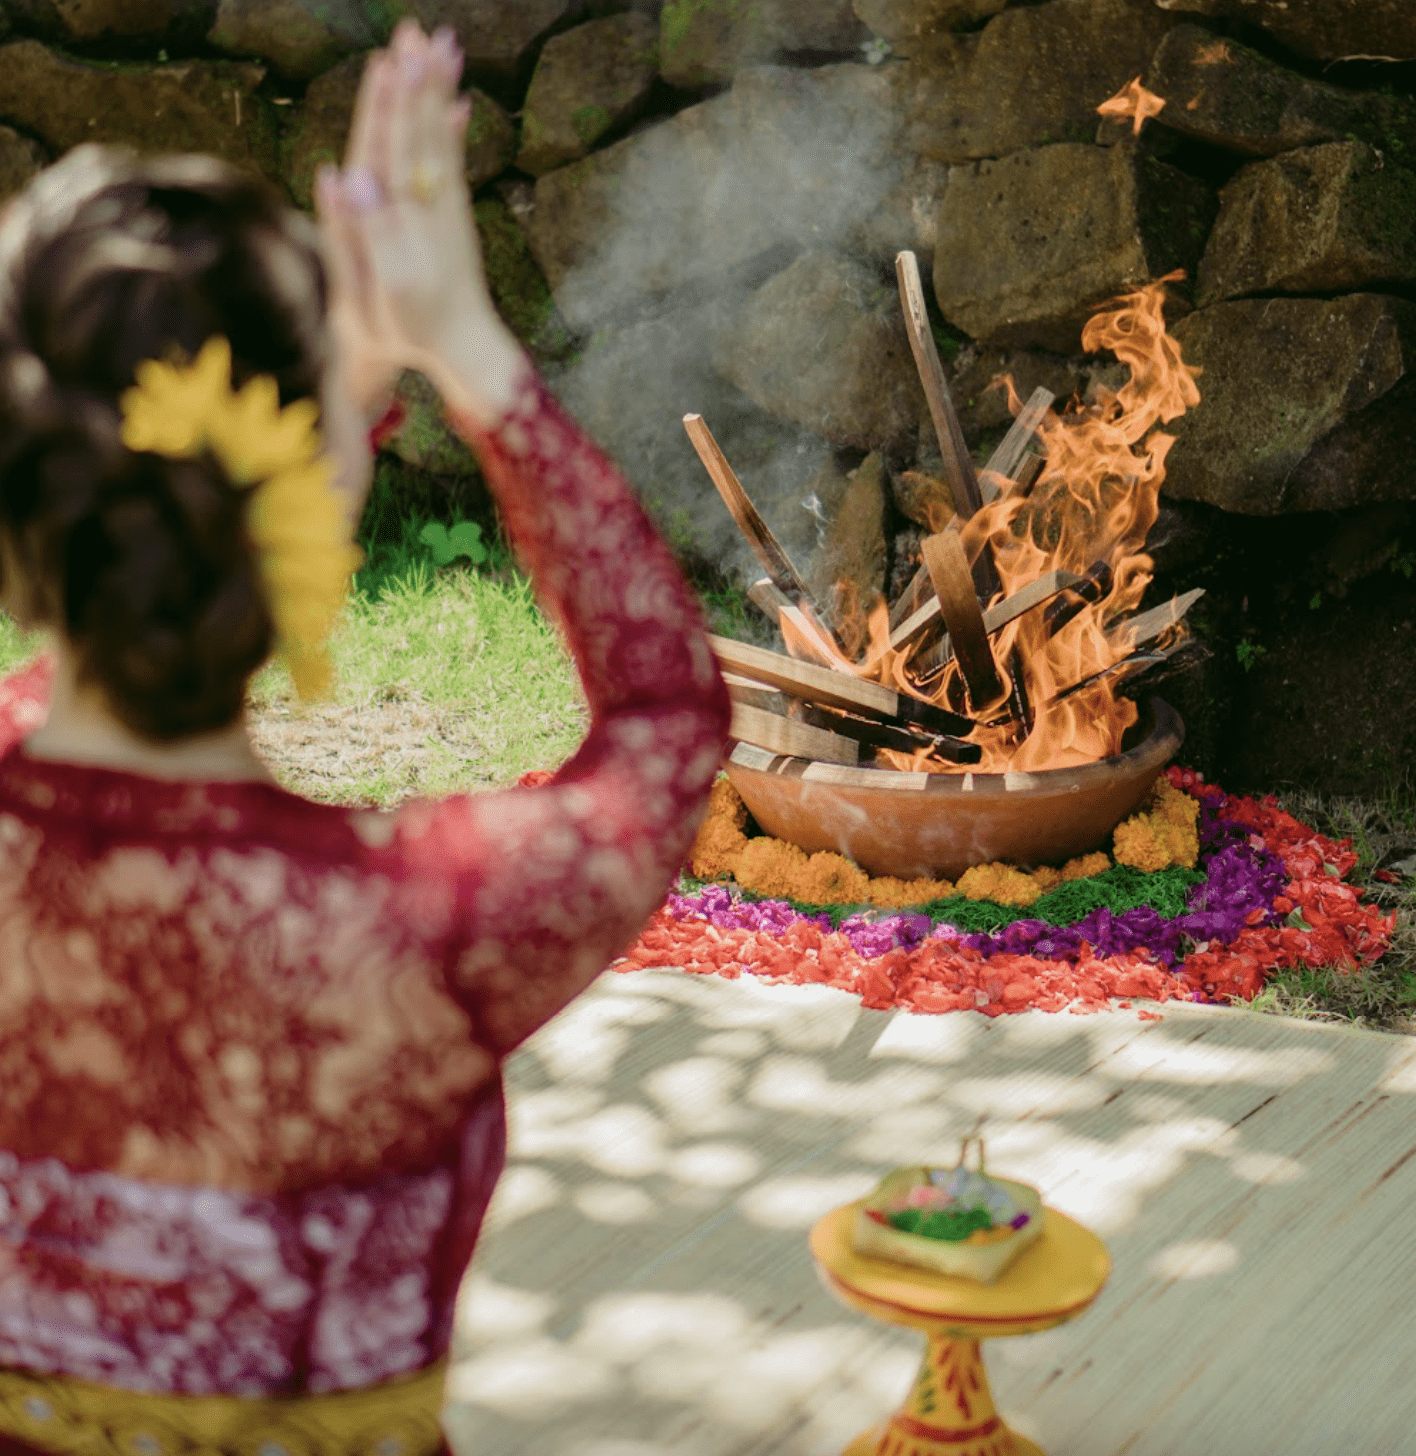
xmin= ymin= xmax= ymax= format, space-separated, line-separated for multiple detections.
xmin=1096 ymin=77 xmax=1167 ymax=136
xmin=853 ymin=276 xmax=1201 ymax=774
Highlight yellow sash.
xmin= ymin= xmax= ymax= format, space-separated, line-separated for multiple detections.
xmin=0 ymin=1360 xmax=446 ymax=1456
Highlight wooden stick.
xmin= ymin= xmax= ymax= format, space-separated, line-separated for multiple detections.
xmin=724 ymin=673 xmax=788 ymax=715
xmin=684 ymin=413 xmax=839 ymax=634
xmin=894 ymin=255 xmax=1033 ymax=730
xmin=1054 ymin=651 xmax=1172 ymax=705
xmin=729 ymin=701 xmax=858 ymax=766
xmin=746 ymin=577 xmax=785 ymax=622
xmin=984 ymin=569 xmax=1083 ymax=634
xmin=715 ymin=631 xmax=917 ymax=720
xmin=1116 ymin=636 xmax=1211 ymax=698
xmin=889 ymin=395 xmax=1053 ymax=633
xmin=1011 ymin=453 xmax=1046 ymax=493
xmin=977 ymin=386 xmax=1054 ymax=501
xmin=890 ymin=567 xmax=1084 ymax=655
xmin=709 ymin=632 xmax=975 ymax=738
xmin=745 ymin=579 xmax=842 ymax=669
xmin=800 ymin=705 xmax=982 ymax=764
xmin=1039 ymin=653 xmax=1167 ymax=709
xmin=888 ymin=560 xmax=935 ymax=633
xmin=1043 ymin=559 xmax=1114 ymax=636
xmin=887 ymin=594 xmax=946 ymax=654
xmin=895 ymin=251 xmax=981 ymax=521
xmin=920 ymin=531 xmax=1004 ymax=709
xmin=1015 ymin=592 xmax=1206 ymax=714
xmin=1107 ymin=588 xmax=1205 ymax=656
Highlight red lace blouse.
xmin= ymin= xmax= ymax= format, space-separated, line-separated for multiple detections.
xmin=0 ymin=365 xmax=729 ymax=1399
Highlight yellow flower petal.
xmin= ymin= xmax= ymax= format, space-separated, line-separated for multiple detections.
xmin=796 ymin=851 xmax=868 ymax=905
xmin=864 ymin=875 xmax=955 ymax=908
xmin=1113 ymin=781 xmax=1199 ymax=872
xmin=956 ymin=863 xmax=1042 ymax=907
xmin=118 ymin=334 xmax=360 ymax=705
xmin=1061 ymin=852 xmax=1111 ymax=881
xmin=735 ymin=837 xmax=809 ymax=899
xmin=119 ymin=338 xmax=231 ymax=458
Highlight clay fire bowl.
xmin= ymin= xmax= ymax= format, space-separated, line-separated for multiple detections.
xmin=724 ymin=698 xmax=1184 ymax=882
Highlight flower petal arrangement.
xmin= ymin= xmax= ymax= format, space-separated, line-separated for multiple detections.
xmin=606 ymin=767 xmax=1396 ymax=1019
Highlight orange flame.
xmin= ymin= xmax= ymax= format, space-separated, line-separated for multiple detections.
xmin=862 ymin=276 xmax=1201 ymax=774
xmin=1097 ymin=77 xmax=1167 ymax=135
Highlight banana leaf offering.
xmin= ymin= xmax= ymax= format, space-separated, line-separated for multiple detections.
xmin=853 ymin=1139 xmax=1044 ymax=1283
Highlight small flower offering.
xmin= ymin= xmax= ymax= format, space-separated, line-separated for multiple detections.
xmin=853 ymin=1140 xmax=1044 ymax=1283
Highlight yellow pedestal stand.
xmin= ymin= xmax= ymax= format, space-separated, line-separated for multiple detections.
xmin=810 ymin=1201 xmax=1110 ymax=1456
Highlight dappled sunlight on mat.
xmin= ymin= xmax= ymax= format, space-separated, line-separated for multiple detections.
xmin=444 ymin=969 xmax=1416 ymax=1456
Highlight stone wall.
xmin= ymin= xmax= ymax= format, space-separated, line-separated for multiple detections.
xmin=0 ymin=0 xmax=1413 ymax=793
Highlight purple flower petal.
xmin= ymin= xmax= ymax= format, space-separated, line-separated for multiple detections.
xmin=671 ymin=786 xmax=1288 ymax=974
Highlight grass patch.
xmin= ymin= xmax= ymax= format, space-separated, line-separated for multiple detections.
xmin=242 ymin=462 xmax=581 ymax=802
xmin=244 ymin=489 xmax=586 ymax=803
xmin=1247 ymin=959 xmax=1416 ymax=1031
xmin=0 ymin=615 xmax=46 ymax=679
xmin=697 ymin=577 xmax=777 ymax=649
xmin=350 ymin=457 xmax=510 ymax=605
xmin=246 ymin=561 xmax=586 ymax=805
xmin=1246 ymin=783 xmax=1416 ymax=1033
xmin=685 ymin=862 xmax=1204 ymax=933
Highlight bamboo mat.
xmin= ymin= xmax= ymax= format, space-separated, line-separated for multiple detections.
xmin=441 ymin=969 xmax=1416 ymax=1456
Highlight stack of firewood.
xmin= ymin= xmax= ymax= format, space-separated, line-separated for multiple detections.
xmin=691 ymin=252 xmax=1203 ymax=774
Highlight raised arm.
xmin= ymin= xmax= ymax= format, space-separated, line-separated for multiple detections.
xmin=423 ymin=354 xmax=728 ymax=1053
xmin=319 ymin=20 xmax=728 ymax=1052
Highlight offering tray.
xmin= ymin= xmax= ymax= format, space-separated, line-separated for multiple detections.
xmin=853 ymin=1143 xmax=1044 ymax=1285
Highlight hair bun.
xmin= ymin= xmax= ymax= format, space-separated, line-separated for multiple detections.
xmin=0 ymin=143 xmax=327 ymax=743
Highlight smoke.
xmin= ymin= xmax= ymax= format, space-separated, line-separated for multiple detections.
xmin=528 ymin=60 xmax=909 ymax=588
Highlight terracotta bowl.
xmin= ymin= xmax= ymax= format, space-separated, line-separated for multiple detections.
xmin=724 ymin=698 xmax=1184 ymax=881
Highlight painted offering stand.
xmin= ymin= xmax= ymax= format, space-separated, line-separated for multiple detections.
xmin=810 ymin=1191 xmax=1109 ymax=1456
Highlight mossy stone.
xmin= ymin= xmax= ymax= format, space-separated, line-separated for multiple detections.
xmin=660 ymin=0 xmax=864 ymax=88
xmin=515 ymin=13 xmax=657 ymax=176
xmin=475 ymin=196 xmax=573 ymax=362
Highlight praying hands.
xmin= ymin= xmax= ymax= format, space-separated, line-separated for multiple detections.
xmin=315 ymin=19 xmax=525 ymax=436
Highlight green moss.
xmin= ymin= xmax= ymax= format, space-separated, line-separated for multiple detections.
xmin=473 ymin=196 xmax=573 ymax=360
xmin=360 ymin=0 xmax=408 ymax=43
xmin=395 ymin=392 xmax=469 ymax=473
xmin=466 ymin=97 xmax=503 ymax=146
xmin=733 ymin=863 xmax=1204 ymax=933
xmin=1351 ymin=157 xmax=1416 ymax=255
xmin=571 ymin=104 xmax=612 ymax=148
xmin=661 ymin=0 xmax=711 ymax=60
xmin=698 ymin=579 xmax=773 ymax=646
xmin=930 ymin=319 xmax=968 ymax=365
xmin=288 ymin=142 xmax=340 ymax=210
xmin=662 ymin=505 xmax=700 ymax=557
xmin=661 ymin=0 xmax=759 ymax=73
xmin=59 ymin=53 xmax=155 ymax=74
xmin=1138 ymin=157 xmax=1217 ymax=282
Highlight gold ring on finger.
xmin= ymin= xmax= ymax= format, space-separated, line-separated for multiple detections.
xmin=409 ymin=164 xmax=445 ymax=205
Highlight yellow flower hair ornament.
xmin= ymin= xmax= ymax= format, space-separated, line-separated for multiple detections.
xmin=119 ymin=336 xmax=363 ymax=702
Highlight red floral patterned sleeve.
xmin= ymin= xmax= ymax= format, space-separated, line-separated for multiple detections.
xmin=395 ymin=361 xmax=730 ymax=1056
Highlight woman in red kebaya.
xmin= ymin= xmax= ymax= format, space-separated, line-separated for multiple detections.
xmin=0 ymin=19 xmax=727 ymax=1455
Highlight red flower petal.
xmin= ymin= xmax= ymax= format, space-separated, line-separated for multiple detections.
xmin=606 ymin=767 xmax=1396 ymax=1023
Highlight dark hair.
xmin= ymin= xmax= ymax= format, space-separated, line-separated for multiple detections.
xmin=0 ymin=144 xmax=330 ymax=742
